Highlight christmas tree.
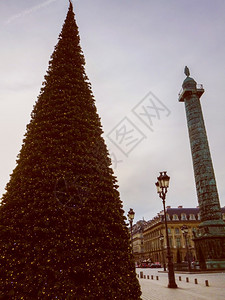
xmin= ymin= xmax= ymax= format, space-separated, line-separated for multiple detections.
xmin=0 ymin=2 xmax=141 ymax=299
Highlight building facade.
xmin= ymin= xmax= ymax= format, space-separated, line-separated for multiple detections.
xmin=131 ymin=220 xmax=147 ymax=263
xmin=143 ymin=207 xmax=200 ymax=264
xmin=132 ymin=206 xmax=225 ymax=266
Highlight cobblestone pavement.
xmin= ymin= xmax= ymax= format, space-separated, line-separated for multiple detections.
xmin=137 ymin=268 xmax=225 ymax=300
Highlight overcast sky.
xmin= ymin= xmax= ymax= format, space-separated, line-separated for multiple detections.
xmin=1 ymin=0 xmax=225 ymax=222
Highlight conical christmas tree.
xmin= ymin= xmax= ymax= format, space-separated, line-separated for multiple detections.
xmin=0 ymin=3 xmax=141 ymax=299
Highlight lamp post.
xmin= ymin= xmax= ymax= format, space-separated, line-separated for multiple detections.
xmin=181 ymin=225 xmax=191 ymax=272
xmin=159 ymin=233 xmax=166 ymax=271
xmin=127 ymin=208 xmax=135 ymax=254
xmin=155 ymin=171 xmax=177 ymax=288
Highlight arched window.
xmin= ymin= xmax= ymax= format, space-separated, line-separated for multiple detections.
xmin=175 ymin=227 xmax=180 ymax=234
xmin=173 ymin=214 xmax=179 ymax=220
xmin=181 ymin=213 xmax=187 ymax=220
xmin=166 ymin=214 xmax=170 ymax=221
xmin=189 ymin=214 xmax=195 ymax=220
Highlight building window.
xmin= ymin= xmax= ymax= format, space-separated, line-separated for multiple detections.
xmin=166 ymin=214 xmax=170 ymax=221
xmin=222 ymin=213 xmax=225 ymax=220
xmin=181 ymin=213 xmax=187 ymax=220
xmin=173 ymin=214 xmax=179 ymax=220
xmin=189 ymin=214 xmax=195 ymax=220
xmin=176 ymin=237 xmax=181 ymax=248
xmin=197 ymin=213 xmax=201 ymax=220
xmin=167 ymin=228 xmax=171 ymax=234
xmin=175 ymin=228 xmax=180 ymax=234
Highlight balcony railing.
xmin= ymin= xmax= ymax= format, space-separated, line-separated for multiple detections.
xmin=178 ymin=84 xmax=204 ymax=97
xmin=178 ymin=84 xmax=204 ymax=102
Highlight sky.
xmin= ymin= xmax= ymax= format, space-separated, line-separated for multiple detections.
xmin=0 ymin=0 xmax=225 ymax=223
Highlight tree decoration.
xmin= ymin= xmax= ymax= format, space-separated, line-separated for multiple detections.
xmin=0 ymin=3 xmax=141 ymax=299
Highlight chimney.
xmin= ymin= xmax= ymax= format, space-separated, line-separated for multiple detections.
xmin=178 ymin=205 xmax=183 ymax=208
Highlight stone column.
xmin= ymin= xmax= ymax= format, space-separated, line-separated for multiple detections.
xmin=179 ymin=67 xmax=225 ymax=269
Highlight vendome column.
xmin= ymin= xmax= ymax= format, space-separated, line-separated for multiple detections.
xmin=179 ymin=67 xmax=225 ymax=270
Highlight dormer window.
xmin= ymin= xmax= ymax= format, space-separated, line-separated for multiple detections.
xmin=181 ymin=213 xmax=187 ymax=220
xmin=189 ymin=214 xmax=195 ymax=220
xmin=173 ymin=214 xmax=179 ymax=221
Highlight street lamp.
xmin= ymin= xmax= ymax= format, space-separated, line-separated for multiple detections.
xmin=155 ymin=171 xmax=177 ymax=288
xmin=159 ymin=233 xmax=166 ymax=271
xmin=127 ymin=208 xmax=135 ymax=254
xmin=181 ymin=225 xmax=191 ymax=272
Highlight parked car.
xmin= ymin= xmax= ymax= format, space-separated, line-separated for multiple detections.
xmin=140 ymin=262 xmax=151 ymax=268
xmin=150 ymin=262 xmax=161 ymax=268
xmin=137 ymin=261 xmax=152 ymax=268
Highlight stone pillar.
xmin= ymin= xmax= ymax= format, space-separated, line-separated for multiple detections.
xmin=179 ymin=67 xmax=225 ymax=269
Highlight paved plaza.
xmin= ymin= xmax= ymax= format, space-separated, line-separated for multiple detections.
xmin=137 ymin=268 xmax=225 ymax=300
